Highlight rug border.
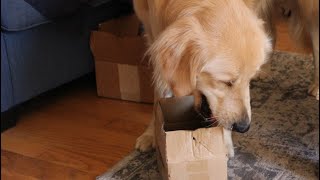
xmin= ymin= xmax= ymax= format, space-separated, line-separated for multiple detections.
xmin=97 ymin=151 xmax=141 ymax=180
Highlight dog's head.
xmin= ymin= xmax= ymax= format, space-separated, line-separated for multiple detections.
xmin=148 ymin=4 xmax=272 ymax=133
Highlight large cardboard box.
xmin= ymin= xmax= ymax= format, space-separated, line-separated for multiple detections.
xmin=155 ymin=96 xmax=228 ymax=180
xmin=90 ymin=15 xmax=154 ymax=103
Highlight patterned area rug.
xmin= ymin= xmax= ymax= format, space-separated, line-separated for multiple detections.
xmin=97 ymin=51 xmax=319 ymax=180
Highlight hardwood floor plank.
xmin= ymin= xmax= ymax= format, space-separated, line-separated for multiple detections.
xmin=1 ymin=150 xmax=93 ymax=180
xmin=274 ymin=20 xmax=312 ymax=54
xmin=2 ymin=170 xmax=39 ymax=180
xmin=1 ymin=85 xmax=152 ymax=177
xmin=1 ymin=98 xmax=152 ymax=174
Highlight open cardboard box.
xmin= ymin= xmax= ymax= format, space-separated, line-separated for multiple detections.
xmin=155 ymin=96 xmax=228 ymax=180
xmin=90 ymin=15 xmax=154 ymax=103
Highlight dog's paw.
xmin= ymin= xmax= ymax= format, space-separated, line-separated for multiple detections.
xmin=224 ymin=139 xmax=234 ymax=158
xmin=226 ymin=144 xmax=235 ymax=158
xmin=135 ymin=134 xmax=155 ymax=152
xmin=253 ymin=71 xmax=269 ymax=80
xmin=223 ymin=128 xmax=235 ymax=158
xmin=308 ymin=82 xmax=319 ymax=100
xmin=253 ymin=63 xmax=272 ymax=81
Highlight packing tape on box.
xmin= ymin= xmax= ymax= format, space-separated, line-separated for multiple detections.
xmin=117 ymin=64 xmax=141 ymax=101
xmin=168 ymin=161 xmax=210 ymax=180
xmin=186 ymin=160 xmax=210 ymax=180
xmin=168 ymin=159 xmax=227 ymax=180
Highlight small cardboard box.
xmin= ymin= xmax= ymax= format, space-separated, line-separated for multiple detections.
xmin=90 ymin=15 xmax=154 ymax=103
xmin=155 ymin=96 xmax=228 ymax=180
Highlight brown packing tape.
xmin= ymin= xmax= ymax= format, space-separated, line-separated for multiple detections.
xmin=168 ymin=157 xmax=228 ymax=180
xmin=95 ymin=61 xmax=121 ymax=99
xmin=186 ymin=160 xmax=208 ymax=172
xmin=207 ymin=157 xmax=228 ymax=179
xmin=117 ymin=64 xmax=154 ymax=103
xmin=117 ymin=64 xmax=141 ymax=102
xmin=93 ymin=60 xmax=154 ymax=103
xmin=189 ymin=174 xmax=210 ymax=180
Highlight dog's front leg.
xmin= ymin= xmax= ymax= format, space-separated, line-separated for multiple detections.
xmin=308 ymin=25 xmax=319 ymax=100
xmin=135 ymin=89 xmax=172 ymax=152
xmin=223 ymin=128 xmax=234 ymax=158
xmin=253 ymin=11 xmax=276 ymax=81
xmin=135 ymin=91 xmax=158 ymax=152
xmin=135 ymin=112 xmax=156 ymax=152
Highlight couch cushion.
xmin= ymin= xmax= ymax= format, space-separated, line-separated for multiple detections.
xmin=1 ymin=0 xmax=50 ymax=31
xmin=1 ymin=0 xmax=86 ymax=31
xmin=23 ymin=0 xmax=82 ymax=19
xmin=1 ymin=0 xmax=124 ymax=31
xmin=1 ymin=33 xmax=14 ymax=112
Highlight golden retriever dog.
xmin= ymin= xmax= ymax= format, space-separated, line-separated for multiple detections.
xmin=133 ymin=0 xmax=271 ymax=157
xmin=244 ymin=0 xmax=319 ymax=100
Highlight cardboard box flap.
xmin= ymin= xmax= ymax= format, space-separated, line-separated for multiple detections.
xmin=158 ymin=96 xmax=214 ymax=131
xmin=155 ymin=102 xmax=169 ymax=176
xmin=90 ymin=31 xmax=148 ymax=66
xmin=99 ymin=15 xmax=140 ymax=37
xmin=156 ymin=96 xmax=227 ymax=163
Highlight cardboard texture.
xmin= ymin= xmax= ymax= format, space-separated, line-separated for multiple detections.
xmin=155 ymin=96 xmax=228 ymax=180
xmin=90 ymin=15 xmax=154 ymax=103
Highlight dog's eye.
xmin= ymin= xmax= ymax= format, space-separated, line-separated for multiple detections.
xmin=224 ymin=81 xmax=234 ymax=87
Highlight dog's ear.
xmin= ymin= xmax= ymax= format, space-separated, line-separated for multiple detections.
xmin=147 ymin=20 xmax=206 ymax=96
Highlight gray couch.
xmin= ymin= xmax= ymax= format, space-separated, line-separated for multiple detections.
xmin=1 ymin=0 xmax=133 ymax=131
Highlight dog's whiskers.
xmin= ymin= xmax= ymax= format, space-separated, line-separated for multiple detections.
xmin=204 ymin=120 xmax=219 ymax=128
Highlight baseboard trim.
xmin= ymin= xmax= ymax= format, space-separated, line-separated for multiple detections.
xmin=1 ymin=107 xmax=18 ymax=133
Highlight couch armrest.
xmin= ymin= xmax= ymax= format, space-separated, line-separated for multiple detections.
xmin=1 ymin=33 xmax=14 ymax=112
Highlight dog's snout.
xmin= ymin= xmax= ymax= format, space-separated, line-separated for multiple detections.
xmin=232 ymin=112 xmax=250 ymax=133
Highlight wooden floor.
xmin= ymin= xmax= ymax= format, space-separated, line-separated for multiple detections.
xmin=1 ymin=20 xmax=312 ymax=179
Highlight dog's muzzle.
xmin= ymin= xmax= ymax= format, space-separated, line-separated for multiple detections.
xmin=232 ymin=111 xmax=251 ymax=133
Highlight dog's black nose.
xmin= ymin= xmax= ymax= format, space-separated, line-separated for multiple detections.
xmin=233 ymin=122 xmax=250 ymax=133
xmin=232 ymin=112 xmax=250 ymax=133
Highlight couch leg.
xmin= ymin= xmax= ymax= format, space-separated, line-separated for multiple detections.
xmin=1 ymin=107 xmax=18 ymax=133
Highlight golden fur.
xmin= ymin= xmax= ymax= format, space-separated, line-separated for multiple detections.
xmin=134 ymin=0 xmax=271 ymax=157
xmin=244 ymin=0 xmax=319 ymax=99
